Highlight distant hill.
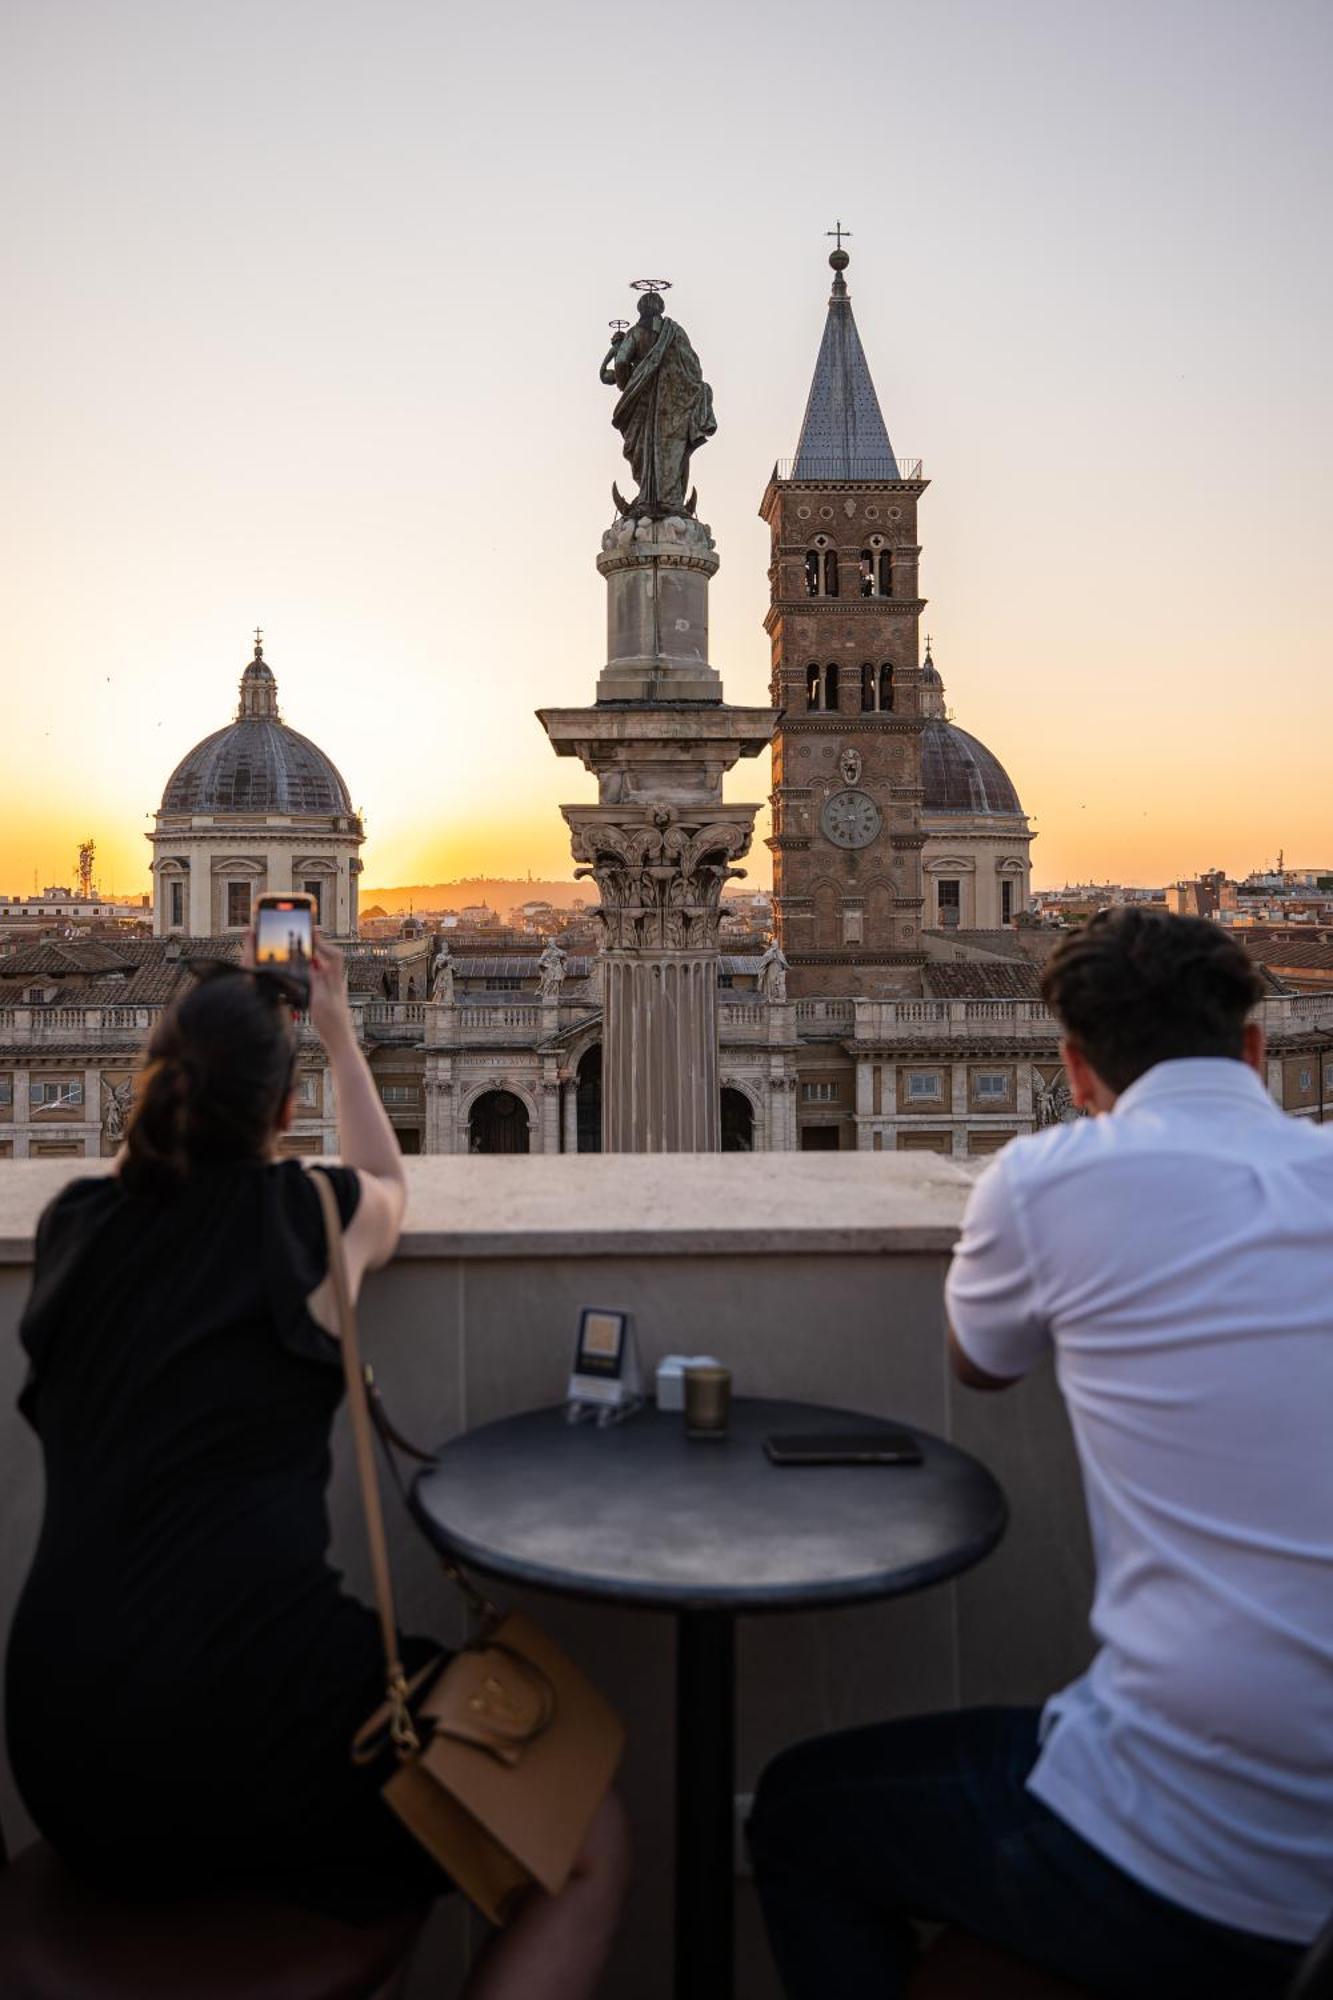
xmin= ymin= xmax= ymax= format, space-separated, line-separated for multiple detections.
xmin=360 ymin=877 xmax=587 ymax=916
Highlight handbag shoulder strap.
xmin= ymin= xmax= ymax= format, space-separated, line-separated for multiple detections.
xmin=309 ymin=1167 xmax=419 ymax=1755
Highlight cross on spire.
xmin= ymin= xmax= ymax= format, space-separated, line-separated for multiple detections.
xmin=826 ymin=220 xmax=852 ymax=253
xmin=253 ymin=626 xmax=264 ymax=657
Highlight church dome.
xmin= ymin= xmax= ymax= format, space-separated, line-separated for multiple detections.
xmin=160 ymin=641 xmax=354 ymax=818
xmin=921 ymin=719 xmax=1023 ymax=817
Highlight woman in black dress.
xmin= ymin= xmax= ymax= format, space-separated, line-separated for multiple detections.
xmin=5 ymin=935 xmax=628 ymax=1999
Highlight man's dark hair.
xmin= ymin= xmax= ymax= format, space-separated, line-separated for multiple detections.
xmin=1039 ymin=908 xmax=1266 ymax=1093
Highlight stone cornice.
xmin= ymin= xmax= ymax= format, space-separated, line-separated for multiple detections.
xmin=764 ymin=600 xmax=926 ymax=635
xmin=788 ymin=952 xmax=929 ymax=967
xmin=773 ymin=717 xmax=925 ymax=734
xmin=759 ymin=475 xmax=930 ymax=521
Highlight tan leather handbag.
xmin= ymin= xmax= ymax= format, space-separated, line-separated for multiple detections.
xmin=311 ymin=1171 xmax=625 ymax=1925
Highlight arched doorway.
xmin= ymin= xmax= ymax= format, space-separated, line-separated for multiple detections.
xmin=576 ymin=1045 xmax=602 ymax=1153
xmin=720 ymin=1087 xmax=754 ymax=1152
xmin=469 ymin=1090 xmax=530 ymax=1154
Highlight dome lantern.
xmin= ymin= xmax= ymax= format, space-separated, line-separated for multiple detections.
xmin=237 ymin=631 xmax=281 ymax=723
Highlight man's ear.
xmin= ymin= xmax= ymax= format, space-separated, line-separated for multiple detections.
xmin=1242 ymin=1019 xmax=1265 ymax=1075
xmin=1062 ymin=1038 xmax=1117 ymax=1114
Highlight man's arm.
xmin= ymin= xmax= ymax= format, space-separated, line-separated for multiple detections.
xmin=944 ymin=1155 xmax=1050 ymax=1389
xmin=947 ymin=1322 xmax=1023 ymax=1392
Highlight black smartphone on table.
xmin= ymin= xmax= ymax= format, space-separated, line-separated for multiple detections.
xmin=764 ymin=1431 xmax=924 ymax=1467
xmin=254 ymin=893 xmax=316 ymax=1006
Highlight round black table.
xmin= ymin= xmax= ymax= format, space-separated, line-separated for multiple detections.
xmin=410 ymin=1398 xmax=1006 ymax=2000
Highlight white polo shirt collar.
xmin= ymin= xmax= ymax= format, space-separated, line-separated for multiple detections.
xmin=1112 ymin=1056 xmax=1271 ymax=1118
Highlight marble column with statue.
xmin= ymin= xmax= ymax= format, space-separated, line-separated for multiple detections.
xmin=540 ymin=279 xmax=776 ymax=1152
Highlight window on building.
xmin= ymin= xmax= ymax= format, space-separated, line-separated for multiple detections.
xmin=303 ymin=881 xmax=323 ymax=923
xmin=861 ymin=664 xmax=878 ymax=712
xmin=822 ymin=550 xmax=840 ymax=598
xmin=169 ymin=879 xmax=185 ymax=928
xmin=1001 ymin=879 xmax=1014 ymax=924
xmin=905 ymin=1071 xmax=943 ymax=1101
xmin=718 ymin=973 xmax=734 ymax=989
xmin=937 ymin=879 xmax=961 ymax=927
xmin=802 ymin=1081 xmax=840 ymax=1103
xmin=227 ymin=881 xmax=251 ymax=928
xmin=879 ymin=664 xmax=894 ymax=712
xmin=824 ymin=663 xmax=840 ymax=709
xmin=25 ymin=987 xmax=48 ymax=1005
xmin=804 ymin=551 xmax=820 ymax=598
xmin=842 ymin=908 xmax=863 ymax=945
xmin=296 ymin=1072 xmax=319 ymax=1108
xmin=491 ymin=977 xmax=524 ymax=991
xmin=973 ymin=1071 xmax=1012 ymax=1101
xmin=968 ymin=1131 xmax=1016 ymax=1156
xmin=31 ymin=1079 xmax=84 ymax=1110
xmin=806 ymin=662 xmax=823 ymax=711
xmin=1299 ymin=1068 xmax=1312 ymax=1092
xmin=859 ymin=551 xmax=875 ymax=598
xmin=0 ymin=1075 xmax=12 ymax=1108
xmin=380 ymin=1084 xmax=416 ymax=1105
xmin=800 ymin=1125 xmax=840 ymax=1150
xmin=878 ymin=551 xmax=893 ymax=597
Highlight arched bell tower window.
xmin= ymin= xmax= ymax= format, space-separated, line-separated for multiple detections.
xmin=805 ymin=663 xmax=840 ymax=712
xmin=804 ymin=551 xmax=820 ymax=598
xmin=859 ymin=551 xmax=875 ymax=598
xmin=822 ymin=550 xmax=840 ymax=598
xmin=878 ymin=550 xmax=893 ymax=597
xmin=860 ymin=664 xmax=878 ymax=712
xmin=879 ymin=664 xmax=894 ymax=711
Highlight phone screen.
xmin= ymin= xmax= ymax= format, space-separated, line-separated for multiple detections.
xmin=255 ymin=897 xmax=314 ymax=977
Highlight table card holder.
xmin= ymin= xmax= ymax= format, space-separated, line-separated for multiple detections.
xmin=566 ymin=1308 xmax=644 ymax=1427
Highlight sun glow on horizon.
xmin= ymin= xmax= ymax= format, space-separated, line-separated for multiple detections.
xmin=3 ymin=2 xmax=1329 ymax=905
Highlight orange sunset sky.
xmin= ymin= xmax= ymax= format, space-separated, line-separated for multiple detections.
xmin=2 ymin=0 xmax=1330 ymax=901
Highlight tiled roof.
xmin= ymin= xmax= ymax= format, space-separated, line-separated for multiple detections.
xmin=922 ymin=929 xmax=1033 ymax=962
xmin=1241 ymin=938 xmax=1333 ymax=972
xmin=923 ymin=962 xmax=1044 ymax=1000
xmin=454 ymin=956 xmax=593 ymax=983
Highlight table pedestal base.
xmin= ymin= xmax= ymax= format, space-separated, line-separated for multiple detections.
xmin=675 ymin=1612 xmax=736 ymax=2000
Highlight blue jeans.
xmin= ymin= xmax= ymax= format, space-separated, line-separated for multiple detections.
xmin=748 ymin=1707 xmax=1305 ymax=2000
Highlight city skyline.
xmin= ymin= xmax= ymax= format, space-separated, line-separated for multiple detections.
xmin=3 ymin=0 xmax=1330 ymax=901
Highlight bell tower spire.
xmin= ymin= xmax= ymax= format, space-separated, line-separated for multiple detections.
xmin=759 ymin=237 xmax=928 ymax=997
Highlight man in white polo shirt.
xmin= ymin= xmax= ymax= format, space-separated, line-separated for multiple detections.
xmin=750 ymin=911 xmax=1332 ymax=1997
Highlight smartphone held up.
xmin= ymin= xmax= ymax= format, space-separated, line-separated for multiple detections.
xmin=254 ymin=894 xmax=315 ymax=1007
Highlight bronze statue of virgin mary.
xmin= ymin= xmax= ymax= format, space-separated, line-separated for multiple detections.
xmin=599 ymin=289 xmax=716 ymax=517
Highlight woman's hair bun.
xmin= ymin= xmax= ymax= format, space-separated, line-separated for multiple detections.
xmin=122 ymin=973 xmax=297 ymax=1195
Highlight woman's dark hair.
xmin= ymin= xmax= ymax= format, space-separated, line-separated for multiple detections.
xmin=122 ymin=969 xmax=298 ymax=1194
xmin=1039 ymin=908 xmax=1266 ymax=1094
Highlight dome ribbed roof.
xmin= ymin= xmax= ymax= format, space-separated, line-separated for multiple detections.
xmin=921 ymin=720 xmax=1023 ymax=816
xmin=161 ymin=719 xmax=353 ymax=815
xmin=159 ymin=641 xmax=354 ymax=817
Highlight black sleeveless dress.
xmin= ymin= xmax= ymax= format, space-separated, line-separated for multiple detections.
xmin=5 ymin=1161 xmax=448 ymax=1919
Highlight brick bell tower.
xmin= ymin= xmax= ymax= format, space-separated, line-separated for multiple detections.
xmin=760 ymin=235 xmax=928 ymax=998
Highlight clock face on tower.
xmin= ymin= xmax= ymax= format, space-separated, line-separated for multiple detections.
xmin=821 ymin=788 xmax=882 ymax=849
